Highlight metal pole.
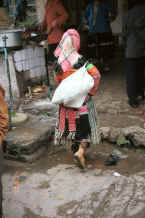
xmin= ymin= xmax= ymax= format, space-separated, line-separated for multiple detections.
xmin=44 ymin=47 xmax=50 ymax=86
xmin=2 ymin=36 xmax=14 ymax=130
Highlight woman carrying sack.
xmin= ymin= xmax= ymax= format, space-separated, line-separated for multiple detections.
xmin=53 ymin=29 xmax=101 ymax=169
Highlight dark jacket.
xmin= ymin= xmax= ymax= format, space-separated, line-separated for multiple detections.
xmin=82 ymin=2 xmax=116 ymax=33
xmin=122 ymin=4 xmax=145 ymax=58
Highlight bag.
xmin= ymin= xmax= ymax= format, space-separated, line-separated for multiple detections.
xmin=51 ymin=63 xmax=94 ymax=108
xmin=133 ymin=14 xmax=145 ymax=43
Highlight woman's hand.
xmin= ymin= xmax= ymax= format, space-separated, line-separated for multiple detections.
xmin=51 ymin=20 xmax=57 ymax=28
xmin=83 ymin=95 xmax=90 ymax=105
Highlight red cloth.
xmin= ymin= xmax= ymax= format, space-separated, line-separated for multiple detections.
xmin=42 ymin=0 xmax=68 ymax=45
xmin=58 ymin=106 xmax=76 ymax=132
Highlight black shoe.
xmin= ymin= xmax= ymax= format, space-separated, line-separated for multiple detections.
xmin=128 ymin=99 xmax=140 ymax=108
xmin=71 ymin=143 xmax=79 ymax=153
xmin=137 ymin=93 xmax=145 ymax=104
xmin=126 ymin=134 xmax=137 ymax=148
xmin=105 ymin=154 xmax=120 ymax=166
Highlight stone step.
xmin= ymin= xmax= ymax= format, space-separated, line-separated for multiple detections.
xmin=4 ymin=114 xmax=56 ymax=162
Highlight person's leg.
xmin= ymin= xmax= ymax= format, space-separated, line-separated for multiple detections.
xmin=74 ymin=114 xmax=91 ymax=169
xmin=98 ymin=32 xmax=114 ymax=72
xmin=136 ymin=57 xmax=145 ymax=100
xmin=47 ymin=44 xmax=58 ymax=90
xmin=87 ymin=33 xmax=97 ymax=60
xmin=74 ymin=141 xmax=88 ymax=168
xmin=125 ymin=58 xmax=139 ymax=107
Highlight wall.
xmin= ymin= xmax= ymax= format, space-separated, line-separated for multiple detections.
xmin=0 ymin=54 xmax=20 ymax=101
xmin=13 ymin=46 xmax=46 ymax=79
xmin=0 ymin=46 xmax=47 ymax=101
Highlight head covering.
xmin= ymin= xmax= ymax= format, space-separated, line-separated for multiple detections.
xmin=54 ymin=29 xmax=81 ymax=72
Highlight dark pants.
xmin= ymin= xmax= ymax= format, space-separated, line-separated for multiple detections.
xmin=87 ymin=32 xmax=114 ymax=60
xmin=125 ymin=57 xmax=145 ymax=101
xmin=47 ymin=44 xmax=58 ymax=88
xmin=48 ymin=44 xmax=58 ymax=63
xmin=63 ymin=114 xmax=91 ymax=153
xmin=64 ymin=114 xmax=91 ymax=141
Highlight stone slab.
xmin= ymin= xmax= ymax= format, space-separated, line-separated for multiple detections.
xmin=4 ymin=146 xmax=47 ymax=163
xmin=4 ymin=114 xmax=55 ymax=162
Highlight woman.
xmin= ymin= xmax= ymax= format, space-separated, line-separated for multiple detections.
xmin=82 ymin=0 xmax=116 ymax=70
xmin=41 ymin=0 xmax=68 ymax=86
xmin=53 ymin=29 xmax=101 ymax=169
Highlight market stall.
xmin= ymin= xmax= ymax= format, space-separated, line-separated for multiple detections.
xmin=0 ymin=0 xmax=48 ymax=101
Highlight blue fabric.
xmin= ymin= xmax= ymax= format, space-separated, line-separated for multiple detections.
xmin=16 ymin=0 xmax=23 ymax=15
xmin=4 ymin=0 xmax=10 ymax=12
xmin=82 ymin=2 xmax=116 ymax=33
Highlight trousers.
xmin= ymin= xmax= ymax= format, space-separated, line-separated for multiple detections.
xmin=87 ymin=32 xmax=114 ymax=60
xmin=125 ymin=57 xmax=145 ymax=100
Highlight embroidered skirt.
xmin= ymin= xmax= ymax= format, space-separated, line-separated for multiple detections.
xmin=54 ymin=98 xmax=101 ymax=149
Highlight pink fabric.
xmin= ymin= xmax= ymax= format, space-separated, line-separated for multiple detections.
xmin=67 ymin=108 xmax=76 ymax=131
xmin=54 ymin=29 xmax=81 ymax=72
xmin=79 ymin=106 xmax=88 ymax=114
xmin=58 ymin=106 xmax=66 ymax=131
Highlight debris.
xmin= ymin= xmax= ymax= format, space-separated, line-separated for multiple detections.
xmin=113 ymin=149 xmax=128 ymax=159
xmin=15 ymin=170 xmax=20 ymax=175
xmin=67 ymin=209 xmax=73 ymax=215
xmin=126 ymin=134 xmax=138 ymax=148
xmin=14 ymin=185 xmax=20 ymax=193
xmin=13 ymin=178 xmax=20 ymax=186
xmin=116 ymin=135 xmax=130 ymax=147
xmin=113 ymin=172 xmax=121 ymax=177
xmin=105 ymin=154 xmax=120 ymax=166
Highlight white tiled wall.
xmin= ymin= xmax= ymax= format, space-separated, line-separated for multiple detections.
xmin=14 ymin=46 xmax=46 ymax=78
xmin=0 ymin=54 xmax=20 ymax=101
xmin=0 ymin=46 xmax=46 ymax=101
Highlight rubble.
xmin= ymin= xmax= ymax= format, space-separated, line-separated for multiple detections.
xmin=101 ymin=125 xmax=145 ymax=148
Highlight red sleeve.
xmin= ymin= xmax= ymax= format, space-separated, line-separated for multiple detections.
xmin=87 ymin=65 xmax=101 ymax=96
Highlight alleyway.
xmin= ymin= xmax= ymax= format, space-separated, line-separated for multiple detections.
xmin=2 ymin=51 xmax=145 ymax=218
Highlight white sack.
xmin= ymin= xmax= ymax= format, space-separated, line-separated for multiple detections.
xmin=51 ymin=64 xmax=94 ymax=108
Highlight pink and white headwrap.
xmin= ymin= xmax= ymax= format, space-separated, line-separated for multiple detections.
xmin=54 ymin=29 xmax=81 ymax=72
